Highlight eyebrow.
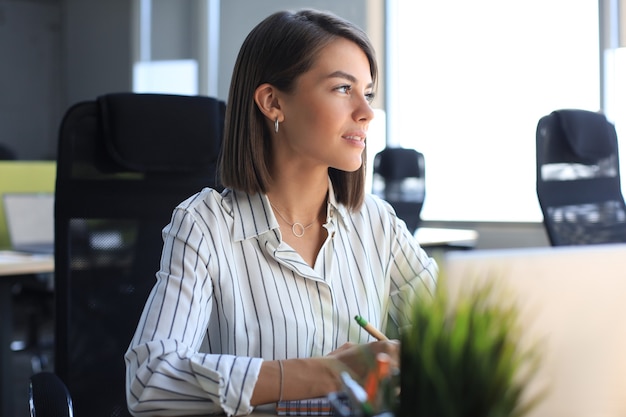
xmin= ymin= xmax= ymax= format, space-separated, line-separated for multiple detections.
xmin=327 ymin=70 xmax=373 ymax=89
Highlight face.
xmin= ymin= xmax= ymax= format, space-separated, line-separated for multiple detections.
xmin=276 ymin=37 xmax=375 ymax=172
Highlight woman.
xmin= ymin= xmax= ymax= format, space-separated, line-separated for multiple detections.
xmin=125 ymin=8 xmax=437 ymax=416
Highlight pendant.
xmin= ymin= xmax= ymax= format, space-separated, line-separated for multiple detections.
xmin=292 ymin=222 xmax=306 ymax=238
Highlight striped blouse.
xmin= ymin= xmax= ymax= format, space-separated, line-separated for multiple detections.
xmin=125 ymin=182 xmax=438 ymax=416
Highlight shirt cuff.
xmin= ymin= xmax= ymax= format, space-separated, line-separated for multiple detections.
xmin=192 ymin=355 xmax=264 ymax=416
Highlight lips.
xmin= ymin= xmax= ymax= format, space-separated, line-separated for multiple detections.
xmin=343 ymin=131 xmax=367 ymax=142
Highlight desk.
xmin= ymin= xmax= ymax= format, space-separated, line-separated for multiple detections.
xmin=415 ymin=227 xmax=479 ymax=249
xmin=0 ymin=251 xmax=54 ymax=417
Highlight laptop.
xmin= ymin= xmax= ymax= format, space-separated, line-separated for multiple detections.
xmin=444 ymin=244 xmax=626 ymax=417
xmin=3 ymin=192 xmax=54 ymax=254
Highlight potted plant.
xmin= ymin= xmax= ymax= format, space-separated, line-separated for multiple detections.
xmin=398 ymin=270 xmax=545 ymax=417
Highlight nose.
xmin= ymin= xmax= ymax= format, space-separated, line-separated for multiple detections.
xmin=354 ymin=96 xmax=375 ymax=123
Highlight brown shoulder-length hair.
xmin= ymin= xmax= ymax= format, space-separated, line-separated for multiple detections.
xmin=218 ymin=8 xmax=378 ymax=211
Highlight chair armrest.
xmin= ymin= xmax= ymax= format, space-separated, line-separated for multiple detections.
xmin=29 ymin=371 xmax=73 ymax=417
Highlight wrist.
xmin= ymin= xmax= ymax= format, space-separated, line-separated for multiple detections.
xmin=283 ymin=357 xmax=342 ymax=400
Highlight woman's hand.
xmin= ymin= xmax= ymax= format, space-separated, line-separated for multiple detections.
xmin=251 ymin=341 xmax=400 ymax=404
xmin=327 ymin=340 xmax=399 ymax=384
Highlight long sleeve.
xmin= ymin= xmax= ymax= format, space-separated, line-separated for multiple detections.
xmin=334 ymin=194 xmax=438 ymax=336
xmin=125 ymin=201 xmax=263 ymax=416
xmin=383 ymin=201 xmax=438 ymax=328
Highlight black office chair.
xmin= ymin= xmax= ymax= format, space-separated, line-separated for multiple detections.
xmin=28 ymin=92 xmax=226 ymax=417
xmin=536 ymin=108 xmax=626 ymax=246
xmin=372 ymin=147 xmax=426 ymax=233
xmin=29 ymin=371 xmax=73 ymax=417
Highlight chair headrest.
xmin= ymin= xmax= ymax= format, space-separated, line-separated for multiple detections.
xmin=554 ymin=109 xmax=617 ymax=161
xmin=374 ymin=147 xmax=423 ymax=180
xmin=98 ymin=93 xmax=225 ymax=173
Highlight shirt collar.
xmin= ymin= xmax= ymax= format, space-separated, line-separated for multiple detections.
xmin=230 ymin=189 xmax=275 ymax=242
xmin=230 ymin=177 xmax=351 ymax=241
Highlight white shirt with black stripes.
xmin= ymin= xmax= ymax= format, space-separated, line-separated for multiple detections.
xmin=125 ymin=180 xmax=438 ymax=416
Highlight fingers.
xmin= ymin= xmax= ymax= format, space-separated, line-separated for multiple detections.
xmin=326 ymin=340 xmax=401 ymax=384
xmin=369 ymin=340 xmax=400 ymax=370
xmin=328 ymin=342 xmax=356 ymax=356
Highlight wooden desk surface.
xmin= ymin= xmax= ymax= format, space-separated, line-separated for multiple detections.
xmin=0 ymin=250 xmax=54 ymax=276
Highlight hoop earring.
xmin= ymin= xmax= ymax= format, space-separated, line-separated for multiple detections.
xmin=274 ymin=118 xmax=279 ymax=133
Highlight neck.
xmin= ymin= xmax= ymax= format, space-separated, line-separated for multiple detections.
xmin=266 ymin=176 xmax=329 ymax=222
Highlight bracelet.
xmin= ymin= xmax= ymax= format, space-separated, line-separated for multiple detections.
xmin=278 ymin=359 xmax=284 ymax=402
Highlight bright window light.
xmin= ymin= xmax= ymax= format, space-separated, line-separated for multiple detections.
xmin=388 ymin=0 xmax=600 ymax=222
xmin=365 ymin=109 xmax=387 ymax=193
xmin=133 ymin=59 xmax=198 ymax=95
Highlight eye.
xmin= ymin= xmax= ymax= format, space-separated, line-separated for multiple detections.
xmin=335 ymin=84 xmax=375 ymax=103
xmin=335 ymin=84 xmax=352 ymax=94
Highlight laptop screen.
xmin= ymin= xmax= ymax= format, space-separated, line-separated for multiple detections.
xmin=444 ymin=244 xmax=626 ymax=417
xmin=2 ymin=192 xmax=54 ymax=254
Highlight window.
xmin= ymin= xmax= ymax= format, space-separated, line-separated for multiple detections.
xmin=387 ymin=1 xmax=600 ymax=222
xmin=131 ymin=0 xmax=220 ymax=96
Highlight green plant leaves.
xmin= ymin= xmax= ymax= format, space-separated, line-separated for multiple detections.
xmin=399 ymin=271 xmax=544 ymax=417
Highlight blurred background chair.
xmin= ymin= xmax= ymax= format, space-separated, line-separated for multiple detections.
xmin=372 ymin=147 xmax=426 ymax=233
xmin=10 ymin=270 xmax=54 ymax=374
xmin=536 ymin=108 xmax=626 ymax=246
xmin=29 ymin=92 xmax=226 ymax=417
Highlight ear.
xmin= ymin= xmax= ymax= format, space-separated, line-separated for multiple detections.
xmin=254 ymin=83 xmax=283 ymax=123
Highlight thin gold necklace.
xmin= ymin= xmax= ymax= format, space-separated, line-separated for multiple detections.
xmin=270 ymin=202 xmax=316 ymax=238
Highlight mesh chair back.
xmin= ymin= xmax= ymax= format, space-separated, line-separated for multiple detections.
xmin=373 ymin=147 xmax=425 ymax=233
xmin=536 ymin=109 xmax=626 ymax=245
xmin=54 ymin=93 xmax=225 ymax=417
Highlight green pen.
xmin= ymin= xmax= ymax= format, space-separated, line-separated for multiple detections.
xmin=354 ymin=315 xmax=388 ymax=341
